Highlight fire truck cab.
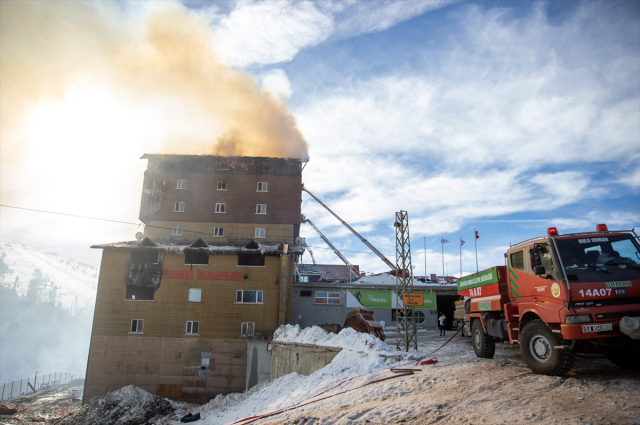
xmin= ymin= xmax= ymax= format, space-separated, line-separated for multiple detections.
xmin=458 ymin=225 xmax=640 ymax=375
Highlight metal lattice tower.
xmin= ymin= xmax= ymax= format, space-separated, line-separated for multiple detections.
xmin=395 ymin=211 xmax=417 ymax=351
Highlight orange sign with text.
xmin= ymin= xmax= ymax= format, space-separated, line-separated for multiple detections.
xmin=402 ymin=293 xmax=424 ymax=306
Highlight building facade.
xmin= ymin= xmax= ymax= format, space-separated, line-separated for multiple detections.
xmin=83 ymin=155 xmax=304 ymax=404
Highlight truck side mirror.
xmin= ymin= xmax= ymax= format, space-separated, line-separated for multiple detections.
xmin=534 ymin=265 xmax=546 ymax=276
xmin=529 ymin=246 xmax=542 ymax=267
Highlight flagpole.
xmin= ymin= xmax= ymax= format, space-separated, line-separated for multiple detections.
xmin=424 ymin=237 xmax=427 ymax=279
xmin=460 ymin=237 xmax=462 ymax=278
xmin=474 ymin=228 xmax=479 ymax=273
xmin=441 ymin=240 xmax=445 ymax=278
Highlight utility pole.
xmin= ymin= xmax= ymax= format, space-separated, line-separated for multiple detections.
xmin=395 ymin=211 xmax=417 ymax=351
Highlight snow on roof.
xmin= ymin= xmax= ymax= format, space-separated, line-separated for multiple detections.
xmin=331 ymin=273 xmax=457 ymax=288
xmin=91 ymin=240 xmax=303 ymax=255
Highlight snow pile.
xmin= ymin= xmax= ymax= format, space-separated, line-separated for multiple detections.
xmin=56 ymin=385 xmax=175 ymax=425
xmin=274 ymin=324 xmax=393 ymax=352
xmin=354 ymin=273 xmax=456 ymax=287
xmin=162 ymin=325 xmax=401 ymax=425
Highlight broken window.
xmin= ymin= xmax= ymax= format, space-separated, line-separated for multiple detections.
xmin=130 ymin=319 xmax=144 ymax=333
xmin=238 ymin=253 xmax=265 ymax=266
xmin=255 ymin=228 xmax=265 ymax=238
xmin=215 ymin=203 xmax=226 ymax=213
xmin=185 ymin=321 xmax=199 ymax=335
xmin=130 ymin=250 xmax=159 ymax=264
xmin=174 ymin=202 xmax=185 ymax=212
xmin=236 ymin=290 xmax=263 ymax=304
xmin=213 ymin=227 xmax=224 ymax=237
xmin=188 ymin=288 xmax=202 ymax=303
xmin=241 ymin=322 xmax=255 ymax=336
xmin=257 ymin=182 xmax=268 ymax=192
xmin=217 ymin=181 xmax=227 ymax=190
xmin=185 ymin=250 xmax=209 ymax=265
xmin=172 ymin=225 xmax=183 ymax=235
xmin=177 ymin=180 xmax=187 ymax=189
xmin=256 ymin=204 xmax=267 ymax=214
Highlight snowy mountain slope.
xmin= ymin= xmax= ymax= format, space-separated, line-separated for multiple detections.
xmin=0 ymin=242 xmax=98 ymax=310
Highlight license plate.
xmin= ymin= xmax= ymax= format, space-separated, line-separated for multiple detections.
xmin=582 ymin=324 xmax=613 ymax=333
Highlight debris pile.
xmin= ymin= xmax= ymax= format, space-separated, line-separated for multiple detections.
xmin=53 ymin=385 xmax=175 ymax=425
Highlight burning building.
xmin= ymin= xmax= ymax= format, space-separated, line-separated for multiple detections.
xmin=83 ymin=155 xmax=305 ymax=404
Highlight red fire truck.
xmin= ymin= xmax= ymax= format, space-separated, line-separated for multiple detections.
xmin=457 ymin=225 xmax=640 ymax=375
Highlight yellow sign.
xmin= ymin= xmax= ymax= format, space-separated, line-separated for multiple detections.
xmin=402 ymin=293 xmax=424 ymax=306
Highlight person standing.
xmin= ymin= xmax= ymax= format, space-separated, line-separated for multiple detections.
xmin=439 ymin=313 xmax=446 ymax=336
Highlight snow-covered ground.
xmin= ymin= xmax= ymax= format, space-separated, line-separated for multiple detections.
xmin=160 ymin=326 xmax=640 ymax=425
xmin=0 ymin=242 xmax=98 ymax=309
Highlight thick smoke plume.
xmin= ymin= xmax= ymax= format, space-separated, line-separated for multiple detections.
xmin=0 ymin=1 xmax=309 ymax=162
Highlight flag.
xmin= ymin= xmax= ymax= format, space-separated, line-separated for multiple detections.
xmin=475 ymin=230 xmax=479 ymax=239
xmin=461 ymin=239 xmax=465 ymax=246
xmin=441 ymin=238 xmax=450 ymax=244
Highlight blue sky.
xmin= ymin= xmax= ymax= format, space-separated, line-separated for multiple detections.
xmin=0 ymin=0 xmax=638 ymax=276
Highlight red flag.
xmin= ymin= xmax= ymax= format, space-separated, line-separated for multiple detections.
xmin=475 ymin=230 xmax=479 ymax=239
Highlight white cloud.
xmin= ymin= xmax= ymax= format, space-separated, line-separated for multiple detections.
xmin=293 ymin=1 xmax=640 ymax=273
xmin=207 ymin=0 xmax=457 ymax=67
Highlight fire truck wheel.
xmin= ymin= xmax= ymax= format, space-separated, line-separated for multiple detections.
xmin=520 ymin=320 xmax=574 ymax=375
xmin=472 ymin=320 xmax=495 ymax=358
xmin=604 ymin=345 xmax=640 ymax=370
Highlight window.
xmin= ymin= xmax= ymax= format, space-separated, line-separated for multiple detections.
xmin=213 ymin=227 xmax=224 ymax=237
xmin=188 ymin=288 xmax=202 ymax=303
xmin=255 ymin=228 xmax=265 ymax=238
xmin=256 ymin=204 xmax=267 ymax=214
xmin=215 ymin=203 xmax=226 ymax=213
xmin=130 ymin=250 xmax=158 ymax=264
xmin=236 ymin=290 xmax=263 ymax=303
xmin=174 ymin=202 xmax=185 ymax=212
xmin=300 ymin=290 xmax=312 ymax=296
xmin=172 ymin=225 xmax=183 ymax=235
xmin=185 ymin=251 xmax=209 ymax=265
xmin=257 ymin=182 xmax=268 ymax=192
xmin=315 ymin=291 xmax=341 ymax=304
xmin=130 ymin=319 xmax=144 ymax=333
xmin=217 ymin=181 xmax=227 ymax=190
xmin=126 ymin=286 xmax=154 ymax=301
xmin=241 ymin=322 xmax=255 ymax=336
xmin=511 ymin=251 xmax=524 ymax=270
xmin=300 ymin=276 xmax=309 ymax=283
xmin=238 ymin=253 xmax=265 ymax=266
xmin=537 ymin=244 xmax=554 ymax=274
xmin=185 ymin=321 xmax=199 ymax=335
xmin=177 ymin=180 xmax=187 ymax=189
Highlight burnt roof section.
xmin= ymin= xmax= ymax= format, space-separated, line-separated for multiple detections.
xmin=91 ymin=239 xmax=304 ymax=256
xmin=141 ymin=154 xmax=305 ymax=176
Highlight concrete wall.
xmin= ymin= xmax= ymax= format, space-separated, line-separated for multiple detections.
xmin=292 ymin=285 xmax=446 ymax=331
xmin=83 ymin=336 xmax=246 ymax=405
xmin=270 ymin=342 xmax=342 ymax=381
xmin=245 ymin=337 xmax=272 ymax=391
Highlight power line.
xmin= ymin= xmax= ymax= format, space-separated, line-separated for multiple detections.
xmin=0 ymin=204 xmax=212 ymax=237
xmin=0 ymin=204 xmax=397 ymax=255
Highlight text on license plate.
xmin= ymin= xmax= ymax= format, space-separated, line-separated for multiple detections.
xmin=582 ymin=324 xmax=613 ymax=333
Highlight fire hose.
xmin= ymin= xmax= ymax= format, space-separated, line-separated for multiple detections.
xmin=231 ymin=329 xmax=462 ymax=425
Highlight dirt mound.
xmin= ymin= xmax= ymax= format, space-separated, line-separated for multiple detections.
xmin=52 ymin=385 xmax=174 ymax=425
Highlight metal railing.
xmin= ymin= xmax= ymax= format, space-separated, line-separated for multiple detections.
xmin=0 ymin=372 xmax=80 ymax=401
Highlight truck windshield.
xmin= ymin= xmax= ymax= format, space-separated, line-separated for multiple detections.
xmin=555 ymin=235 xmax=640 ymax=280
